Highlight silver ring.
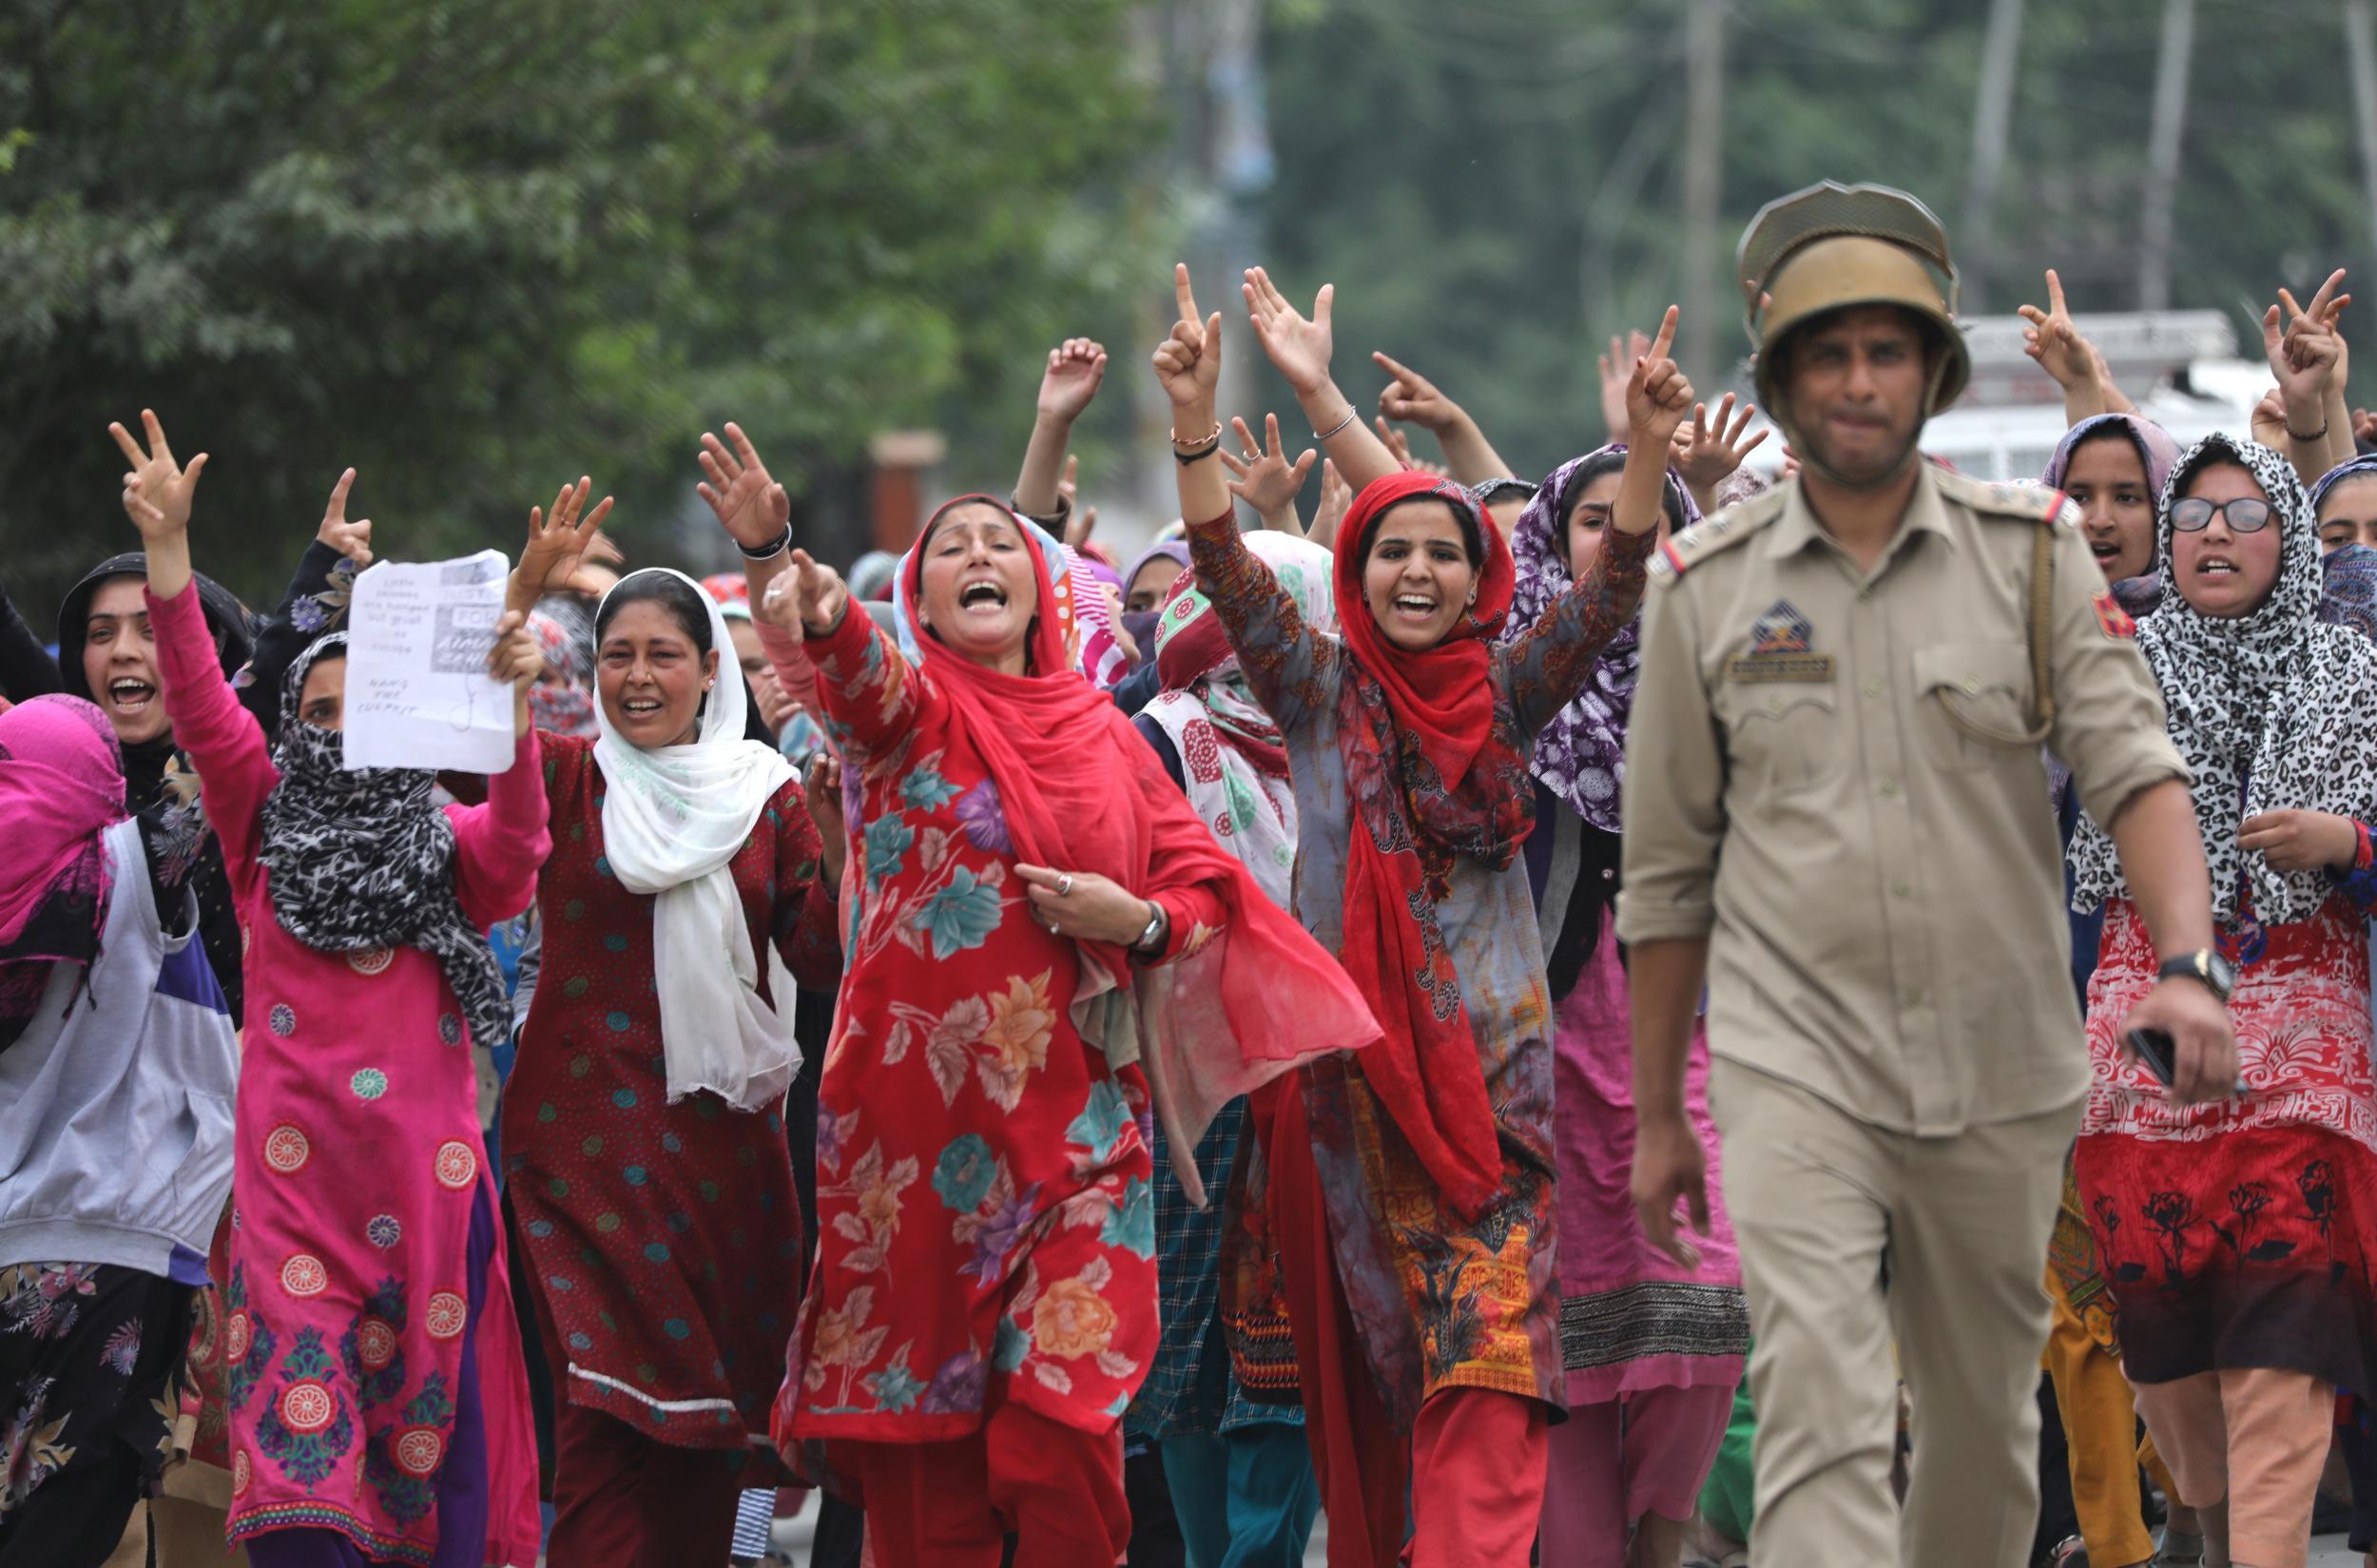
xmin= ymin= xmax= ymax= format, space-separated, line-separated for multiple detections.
xmin=1057 ymin=875 xmax=1073 ymax=897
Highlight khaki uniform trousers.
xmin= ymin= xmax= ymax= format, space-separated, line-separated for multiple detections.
xmin=1710 ymin=1058 xmax=2078 ymax=1568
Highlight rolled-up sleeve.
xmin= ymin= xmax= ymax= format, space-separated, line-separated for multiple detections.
xmin=2039 ymin=508 xmax=2189 ymax=828
xmin=1616 ymin=572 xmax=1726 ymax=943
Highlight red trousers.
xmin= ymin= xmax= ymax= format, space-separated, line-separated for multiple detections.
xmin=546 ymin=1401 xmax=743 ymax=1568
xmin=1261 ymin=1077 xmax=1550 ymax=1568
xmin=827 ymin=1402 xmax=1129 ymax=1568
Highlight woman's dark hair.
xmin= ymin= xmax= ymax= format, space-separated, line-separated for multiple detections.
xmin=1558 ymin=451 xmax=1690 ymax=534
xmin=1360 ymin=494 xmax=1487 ymax=569
xmin=596 ymin=570 xmax=713 ymax=653
xmin=2068 ymin=421 xmax=2151 ymax=479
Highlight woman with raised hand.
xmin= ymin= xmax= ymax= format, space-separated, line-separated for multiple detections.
xmin=1502 ymin=442 xmax=1749 ymax=1568
xmin=735 ymin=405 xmax=1375 ymax=1566
xmin=119 ymin=411 xmax=546 ymax=1568
xmin=2068 ymin=434 xmax=2377 ymax=1568
xmin=493 ymin=474 xmax=839 ymax=1568
xmin=1154 ymin=265 xmax=1670 ymax=1567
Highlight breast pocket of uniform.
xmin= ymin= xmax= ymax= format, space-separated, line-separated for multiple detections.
xmin=1910 ymin=642 xmax=2039 ymax=774
xmin=1715 ymin=681 xmax=1843 ymax=797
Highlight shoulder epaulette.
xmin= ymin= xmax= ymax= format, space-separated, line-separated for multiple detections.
xmin=1650 ymin=488 xmax=1785 ymax=580
xmin=1933 ymin=466 xmax=2075 ymax=527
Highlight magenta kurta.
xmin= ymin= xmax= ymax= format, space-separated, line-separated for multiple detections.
xmin=153 ymin=583 xmax=545 ymax=1566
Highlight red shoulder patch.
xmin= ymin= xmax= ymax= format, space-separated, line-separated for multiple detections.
xmin=2092 ymin=590 xmax=2136 ymax=641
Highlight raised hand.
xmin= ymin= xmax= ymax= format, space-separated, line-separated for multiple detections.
xmin=2265 ymin=284 xmax=2343 ymax=432
xmin=1057 ymin=455 xmax=1098 ymax=549
xmin=1310 ymin=457 xmax=1353 ymax=547
xmin=758 ymin=549 xmax=849 ymax=637
xmin=487 ymin=609 xmax=544 ymax=687
xmin=2280 ymin=269 xmax=2351 ymax=386
xmin=1673 ymin=393 xmax=1768 ymax=493
xmin=1242 ymin=266 xmax=1335 ymax=396
xmin=1599 ymin=329 xmax=1652 ymax=439
xmin=1037 ymin=339 xmax=1110 ymax=425
xmin=515 ymin=477 xmax=616 ymax=607
xmin=317 ymin=468 xmax=374 ymax=566
xmin=1625 ymin=307 xmax=1694 ymax=449
xmin=1372 ymin=351 xmax=1461 ymax=433
xmin=805 ymin=752 xmax=848 ymax=887
xmin=2251 ymin=387 xmax=2290 ymax=451
xmin=2016 ymin=269 xmax=2090 ymax=390
xmin=109 ymin=409 xmax=208 ymax=543
xmin=696 ymin=421 xmax=790 ymax=552
xmin=1221 ymin=414 xmax=1318 ymax=527
xmin=1151 ymin=263 xmax=1224 ymax=412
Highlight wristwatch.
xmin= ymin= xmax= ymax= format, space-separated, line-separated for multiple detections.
xmin=2157 ymin=948 xmax=2237 ymax=1007
xmin=1131 ymin=900 xmax=1169 ymax=960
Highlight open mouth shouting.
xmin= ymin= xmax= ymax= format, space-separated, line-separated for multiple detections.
xmin=958 ymin=579 xmax=1011 ymax=617
xmin=105 ymin=676 xmax=159 ymax=720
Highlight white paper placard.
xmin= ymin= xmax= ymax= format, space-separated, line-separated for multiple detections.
xmin=342 ymin=551 xmax=516 ymax=774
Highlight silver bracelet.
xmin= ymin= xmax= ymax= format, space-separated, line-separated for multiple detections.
xmin=1312 ymin=407 xmax=1360 ymax=443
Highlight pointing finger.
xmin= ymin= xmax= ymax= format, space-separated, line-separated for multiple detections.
xmin=2045 ymin=267 xmax=2067 ymax=318
xmin=1173 ymin=262 xmax=1199 ymax=327
xmin=1648 ymin=305 xmax=1680 ymax=363
xmin=324 ymin=467 xmax=356 ymax=523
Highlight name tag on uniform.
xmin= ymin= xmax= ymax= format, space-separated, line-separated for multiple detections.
xmin=1726 ymin=599 xmax=1836 ymax=683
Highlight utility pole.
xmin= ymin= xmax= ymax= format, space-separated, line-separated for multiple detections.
xmin=1959 ymin=0 xmax=2025 ymax=314
xmin=2136 ymin=0 xmax=2197 ymax=311
xmin=1679 ymin=0 xmax=1725 ymax=389
xmin=2346 ymin=2 xmax=2377 ymax=267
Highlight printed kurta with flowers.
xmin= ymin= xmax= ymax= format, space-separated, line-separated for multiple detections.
xmin=152 ymin=583 xmax=544 ymax=1566
xmin=502 ymin=732 xmax=835 ymax=1458
xmin=776 ymin=608 xmax=1224 ymax=1442
xmin=1185 ymin=514 xmax=1653 ymax=1423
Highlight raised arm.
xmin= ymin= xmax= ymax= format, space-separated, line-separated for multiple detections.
xmin=1241 ymin=266 xmax=1401 ymax=493
xmin=114 ymin=411 xmax=275 ymax=884
xmin=1218 ymin=414 xmax=1317 ymax=535
xmin=1371 ymin=351 xmax=1516 ymax=486
xmin=2019 ymin=269 xmax=2110 ymax=428
xmin=1505 ymin=307 xmax=1684 ymax=736
xmin=1669 ymin=393 xmax=1769 ymax=518
xmin=2265 ymin=288 xmax=2345 ymax=493
xmin=756 ymin=551 xmax=928 ymax=768
xmin=241 ymin=467 xmax=375 ymax=720
xmin=451 ymin=610 xmax=551 ymax=928
xmin=1014 ymin=339 xmax=1108 ymax=535
xmin=1157 ymin=264 xmax=1332 ymax=730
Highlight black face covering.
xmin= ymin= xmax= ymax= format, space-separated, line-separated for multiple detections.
xmin=1120 ymin=609 xmax=1161 ymax=667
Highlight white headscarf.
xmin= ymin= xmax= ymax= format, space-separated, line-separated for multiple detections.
xmin=593 ymin=569 xmax=801 ymax=1111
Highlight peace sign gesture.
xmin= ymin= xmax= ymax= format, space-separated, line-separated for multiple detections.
xmin=696 ymin=421 xmax=791 ymax=553
xmin=1625 ymin=307 xmax=1694 ymax=447
xmin=1243 ymin=266 xmax=1335 ymax=397
xmin=512 ymin=476 xmax=615 ymax=611
xmin=2279 ymin=269 xmax=2352 ymax=396
xmin=1152 ymin=263 xmax=1225 ymax=411
xmin=317 ymin=468 xmax=374 ymax=567
xmin=109 ymin=409 xmax=208 ymax=544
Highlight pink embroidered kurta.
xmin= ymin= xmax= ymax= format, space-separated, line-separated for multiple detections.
xmin=154 ymin=583 xmax=545 ymax=1566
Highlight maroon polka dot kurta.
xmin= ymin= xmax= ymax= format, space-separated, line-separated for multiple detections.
xmin=502 ymin=732 xmax=836 ymax=1453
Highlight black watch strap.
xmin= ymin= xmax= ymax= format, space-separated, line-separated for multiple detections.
xmin=2157 ymin=949 xmax=2233 ymax=1006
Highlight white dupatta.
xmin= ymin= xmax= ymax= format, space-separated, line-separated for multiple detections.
xmin=593 ymin=570 xmax=800 ymax=1111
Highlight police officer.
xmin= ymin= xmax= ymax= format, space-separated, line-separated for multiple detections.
xmin=1616 ymin=184 xmax=2238 ymax=1566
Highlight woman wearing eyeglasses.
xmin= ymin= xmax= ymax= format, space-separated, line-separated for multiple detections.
xmin=2068 ymin=434 xmax=2377 ymax=1568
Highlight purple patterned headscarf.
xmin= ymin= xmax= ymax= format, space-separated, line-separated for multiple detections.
xmin=1503 ymin=446 xmax=1699 ymax=831
xmin=2042 ymin=413 xmax=2182 ymax=613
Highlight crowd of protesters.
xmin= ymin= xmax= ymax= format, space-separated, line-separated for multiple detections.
xmin=4 ymin=180 xmax=2377 ymax=1568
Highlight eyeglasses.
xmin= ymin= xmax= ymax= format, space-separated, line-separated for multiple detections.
xmin=2170 ymin=496 xmax=2274 ymax=533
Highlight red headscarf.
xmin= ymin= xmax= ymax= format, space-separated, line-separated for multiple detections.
xmin=1328 ymin=472 xmax=1531 ymax=1219
xmin=900 ymin=496 xmax=1381 ymax=1191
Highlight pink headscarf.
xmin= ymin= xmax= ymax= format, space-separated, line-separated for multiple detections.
xmin=0 ymin=695 xmax=129 ymax=1044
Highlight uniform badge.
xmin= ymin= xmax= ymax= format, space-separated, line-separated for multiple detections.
xmin=2092 ymin=589 xmax=2137 ymax=641
xmin=1727 ymin=599 xmax=1835 ymax=682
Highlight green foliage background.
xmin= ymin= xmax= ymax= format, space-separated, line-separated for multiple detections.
xmin=3 ymin=0 xmax=2367 ymax=619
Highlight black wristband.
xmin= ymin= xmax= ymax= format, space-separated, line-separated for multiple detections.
xmin=738 ymin=525 xmax=794 ymax=561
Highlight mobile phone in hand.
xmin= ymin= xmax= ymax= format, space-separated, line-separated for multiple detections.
xmin=2124 ymin=1027 xmax=2178 ymax=1088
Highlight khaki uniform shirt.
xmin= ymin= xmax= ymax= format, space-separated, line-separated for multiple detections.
xmin=1614 ymin=463 xmax=2188 ymax=1134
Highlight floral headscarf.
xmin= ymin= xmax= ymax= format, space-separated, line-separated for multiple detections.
xmin=526 ymin=610 xmax=599 ymax=739
xmin=2070 ymin=435 xmax=2377 ymax=924
xmin=1503 ymin=446 xmax=1698 ymax=831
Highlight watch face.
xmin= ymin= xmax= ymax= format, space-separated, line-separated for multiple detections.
xmin=2207 ymin=951 xmax=2237 ymax=993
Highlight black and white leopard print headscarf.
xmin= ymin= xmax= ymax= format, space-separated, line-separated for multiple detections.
xmin=256 ymin=632 xmax=511 ymax=1053
xmin=2071 ymin=434 xmax=2377 ymax=924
